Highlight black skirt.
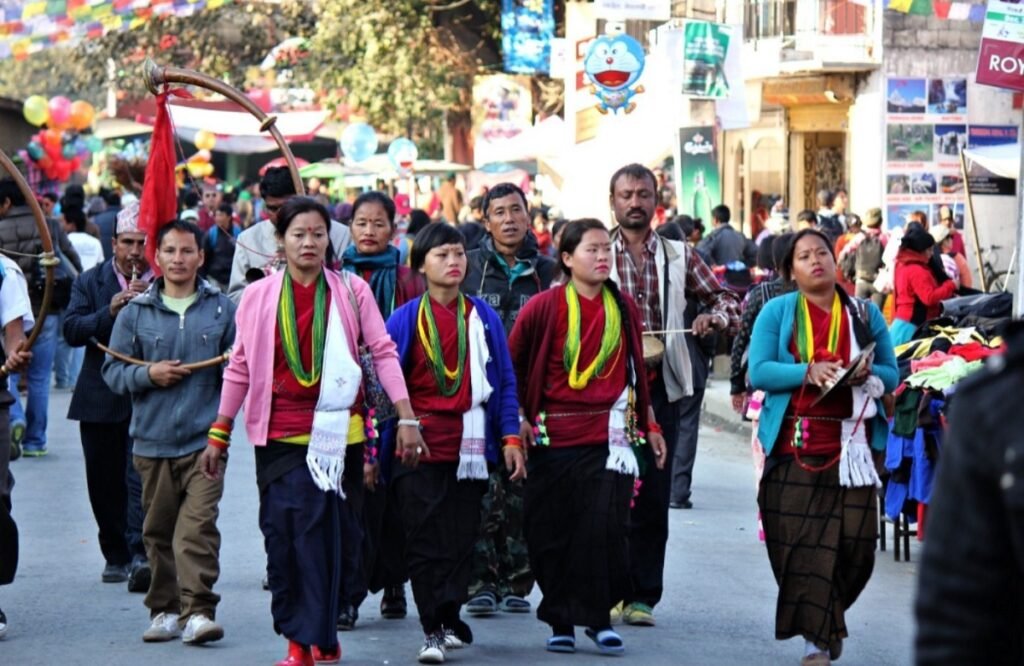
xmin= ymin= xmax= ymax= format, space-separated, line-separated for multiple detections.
xmin=524 ymin=445 xmax=634 ymax=628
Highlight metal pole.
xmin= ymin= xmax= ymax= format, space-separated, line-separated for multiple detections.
xmin=960 ymin=150 xmax=987 ymax=292
xmin=1017 ymin=108 xmax=1024 ymax=315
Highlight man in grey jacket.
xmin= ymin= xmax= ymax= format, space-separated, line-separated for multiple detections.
xmin=102 ymin=219 xmax=235 ymax=647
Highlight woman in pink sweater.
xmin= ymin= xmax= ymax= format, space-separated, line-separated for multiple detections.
xmin=201 ymin=197 xmax=423 ymax=666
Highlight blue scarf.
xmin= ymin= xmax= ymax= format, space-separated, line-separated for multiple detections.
xmin=341 ymin=245 xmax=400 ymax=319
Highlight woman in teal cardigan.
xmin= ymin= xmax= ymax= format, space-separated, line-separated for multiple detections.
xmin=748 ymin=229 xmax=898 ymax=666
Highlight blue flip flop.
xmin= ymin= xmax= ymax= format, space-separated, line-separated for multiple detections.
xmin=546 ymin=635 xmax=576 ymax=654
xmin=585 ymin=627 xmax=624 ymax=656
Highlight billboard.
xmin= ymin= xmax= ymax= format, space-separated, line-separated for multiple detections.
xmin=676 ymin=127 xmax=720 ymax=221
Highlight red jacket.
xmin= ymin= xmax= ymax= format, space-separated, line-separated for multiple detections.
xmin=893 ymin=249 xmax=957 ymax=324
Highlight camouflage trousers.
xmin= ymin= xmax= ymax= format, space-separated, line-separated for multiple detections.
xmin=467 ymin=466 xmax=534 ymax=599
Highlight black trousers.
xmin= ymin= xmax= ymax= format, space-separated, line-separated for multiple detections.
xmin=627 ymin=375 xmax=678 ymax=608
xmin=0 ymin=397 xmax=16 ymax=586
xmin=670 ymin=388 xmax=705 ymax=505
xmin=393 ymin=462 xmax=486 ymax=634
xmin=338 ymin=444 xmax=366 ymax=608
xmin=80 ymin=420 xmax=145 ymax=566
xmin=361 ymin=475 xmax=408 ymax=598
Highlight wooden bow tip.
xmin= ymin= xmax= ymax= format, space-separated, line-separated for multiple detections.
xmin=143 ymin=58 xmax=165 ymax=95
xmin=259 ymin=116 xmax=278 ymax=132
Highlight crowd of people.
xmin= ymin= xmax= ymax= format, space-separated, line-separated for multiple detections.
xmin=0 ymin=160 xmax=1014 ymax=665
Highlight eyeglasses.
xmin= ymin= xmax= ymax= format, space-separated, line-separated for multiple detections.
xmin=264 ymin=203 xmax=282 ymax=213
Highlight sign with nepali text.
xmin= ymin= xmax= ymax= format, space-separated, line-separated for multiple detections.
xmin=976 ymin=0 xmax=1024 ymax=91
xmin=681 ymin=21 xmax=732 ymax=99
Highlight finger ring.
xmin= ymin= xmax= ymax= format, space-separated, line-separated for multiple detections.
xmin=416 ymin=447 xmax=423 ymax=454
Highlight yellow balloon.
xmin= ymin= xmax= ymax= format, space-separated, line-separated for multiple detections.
xmin=187 ymin=162 xmax=206 ymax=178
xmin=194 ymin=130 xmax=216 ymax=152
xmin=23 ymin=95 xmax=49 ymax=127
xmin=201 ymin=163 xmax=215 ymax=177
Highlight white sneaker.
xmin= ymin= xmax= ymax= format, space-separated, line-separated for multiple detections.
xmin=142 ymin=612 xmax=181 ymax=642
xmin=418 ymin=633 xmax=447 ymax=663
xmin=0 ymin=608 xmax=8 ymax=640
xmin=443 ymin=629 xmax=463 ymax=650
xmin=182 ymin=614 xmax=224 ymax=645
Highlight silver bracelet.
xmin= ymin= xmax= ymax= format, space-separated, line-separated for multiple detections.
xmin=397 ymin=418 xmax=420 ymax=428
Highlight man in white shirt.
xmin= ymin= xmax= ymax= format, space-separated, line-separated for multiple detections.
xmin=55 ymin=207 xmax=103 ymax=389
xmin=0 ymin=253 xmax=35 ymax=640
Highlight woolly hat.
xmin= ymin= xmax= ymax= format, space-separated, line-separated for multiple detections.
xmin=901 ymin=225 xmax=935 ymax=252
xmin=864 ymin=207 xmax=882 ymax=228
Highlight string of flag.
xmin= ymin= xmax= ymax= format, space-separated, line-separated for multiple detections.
xmin=0 ymin=0 xmax=233 ymax=60
xmin=884 ymin=0 xmax=987 ymax=20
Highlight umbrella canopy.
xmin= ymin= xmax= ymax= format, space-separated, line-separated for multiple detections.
xmin=260 ymin=156 xmax=309 ymax=176
xmin=963 ymin=143 xmax=1020 ymax=180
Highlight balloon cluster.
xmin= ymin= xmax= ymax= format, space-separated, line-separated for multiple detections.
xmin=22 ymin=95 xmax=100 ymax=183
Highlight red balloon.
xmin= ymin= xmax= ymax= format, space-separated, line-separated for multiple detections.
xmin=37 ymin=155 xmax=53 ymax=169
xmin=70 ymin=156 xmax=81 ymax=171
xmin=42 ymin=129 xmax=62 ymax=149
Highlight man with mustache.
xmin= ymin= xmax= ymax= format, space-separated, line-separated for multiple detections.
xmin=608 ymin=163 xmax=740 ymax=627
xmin=461 ymin=182 xmax=555 ymax=617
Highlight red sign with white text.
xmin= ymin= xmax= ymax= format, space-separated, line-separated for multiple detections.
xmin=977 ymin=37 xmax=1024 ymax=92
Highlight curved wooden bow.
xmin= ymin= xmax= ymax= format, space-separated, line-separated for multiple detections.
xmin=0 ymin=149 xmax=57 ymax=377
xmin=143 ymin=58 xmax=306 ymax=196
xmin=96 ymin=61 xmax=307 ymax=372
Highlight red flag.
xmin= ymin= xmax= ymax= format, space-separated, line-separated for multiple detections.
xmin=933 ymin=0 xmax=951 ymax=19
xmin=137 ymin=89 xmax=181 ymax=275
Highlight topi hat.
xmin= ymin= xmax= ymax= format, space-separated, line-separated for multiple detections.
xmin=864 ymin=208 xmax=882 ymax=228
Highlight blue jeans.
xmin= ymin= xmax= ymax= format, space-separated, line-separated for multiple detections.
xmin=53 ymin=310 xmax=82 ymax=388
xmin=9 ymin=314 xmax=58 ymax=451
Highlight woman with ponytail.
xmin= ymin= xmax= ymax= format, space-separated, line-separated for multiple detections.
xmin=508 ymin=219 xmax=665 ymax=656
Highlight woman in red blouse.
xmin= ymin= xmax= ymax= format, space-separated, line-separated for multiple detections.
xmin=508 ymin=219 xmax=665 ymax=656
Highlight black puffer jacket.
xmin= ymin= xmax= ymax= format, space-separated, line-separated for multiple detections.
xmin=462 ymin=232 xmax=556 ymax=335
xmin=915 ymin=321 xmax=1024 ymax=665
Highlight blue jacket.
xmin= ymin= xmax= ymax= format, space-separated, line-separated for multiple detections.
xmin=381 ymin=295 xmax=520 ymax=480
xmin=748 ymin=291 xmax=899 ymax=456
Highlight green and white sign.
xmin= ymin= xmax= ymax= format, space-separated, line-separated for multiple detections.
xmin=677 ymin=127 xmax=720 ymax=222
xmin=682 ymin=21 xmax=732 ymax=99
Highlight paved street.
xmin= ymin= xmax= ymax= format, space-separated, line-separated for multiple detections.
xmin=0 ymin=387 xmax=918 ymax=665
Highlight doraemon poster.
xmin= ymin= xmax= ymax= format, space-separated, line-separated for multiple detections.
xmin=583 ymin=35 xmax=647 ymax=114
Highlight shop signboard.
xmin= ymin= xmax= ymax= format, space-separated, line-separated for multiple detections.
xmin=681 ymin=21 xmax=732 ymax=99
xmin=594 ymin=0 xmax=671 ymax=21
xmin=883 ymin=76 xmax=969 ymax=228
xmin=966 ymin=125 xmax=1019 ymax=195
xmin=976 ymin=0 xmax=1024 ymax=92
xmin=676 ymin=127 xmax=720 ymax=222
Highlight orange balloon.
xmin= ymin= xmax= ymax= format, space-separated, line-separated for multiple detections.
xmin=69 ymin=101 xmax=95 ymax=131
xmin=42 ymin=129 xmax=62 ymax=149
xmin=194 ymin=130 xmax=216 ymax=152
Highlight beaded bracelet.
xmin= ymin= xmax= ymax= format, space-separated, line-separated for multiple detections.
xmin=647 ymin=422 xmax=663 ymax=435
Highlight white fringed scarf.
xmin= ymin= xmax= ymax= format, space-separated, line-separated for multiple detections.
xmin=455 ymin=308 xmax=491 ymax=481
xmin=306 ymin=299 xmax=362 ymax=495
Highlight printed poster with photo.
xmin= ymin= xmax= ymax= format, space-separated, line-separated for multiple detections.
xmin=884 ymin=76 xmax=968 ymax=228
xmin=966 ymin=125 xmax=1018 ymax=195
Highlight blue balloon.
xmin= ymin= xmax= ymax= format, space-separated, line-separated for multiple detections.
xmin=27 ymin=142 xmax=44 ymax=161
xmin=387 ymin=137 xmax=418 ymax=171
xmin=62 ymin=142 xmax=78 ymax=159
xmin=85 ymin=135 xmax=103 ymax=153
xmin=340 ymin=122 xmax=378 ymax=163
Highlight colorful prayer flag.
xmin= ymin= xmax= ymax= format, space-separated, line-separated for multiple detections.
xmin=933 ymin=0 xmax=951 ymax=19
xmin=947 ymin=2 xmax=970 ymax=20
xmin=909 ymin=0 xmax=933 ymax=15
xmin=968 ymin=3 xmax=986 ymax=22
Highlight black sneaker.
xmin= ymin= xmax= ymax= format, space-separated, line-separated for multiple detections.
xmin=336 ymin=604 xmax=358 ymax=631
xmin=381 ymin=585 xmax=407 ymax=619
xmin=127 ymin=556 xmax=151 ymax=593
xmin=102 ymin=562 xmax=128 ymax=583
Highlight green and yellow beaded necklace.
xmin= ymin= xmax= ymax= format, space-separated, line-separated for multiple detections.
xmin=563 ymin=281 xmax=622 ymax=390
xmin=277 ymin=272 xmax=327 ymax=388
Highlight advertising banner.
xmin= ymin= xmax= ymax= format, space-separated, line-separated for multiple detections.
xmin=884 ymin=76 xmax=969 ymax=228
xmin=502 ymin=0 xmax=555 ymax=75
xmin=976 ymin=0 xmax=1024 ymax=92
xmin=676 ymin=127 xmax=720 ymax=221
xmin=966 ymin=125 xmax=1019 ymax=195
xmin=681 ymin=21 xmax=732 ymax=99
